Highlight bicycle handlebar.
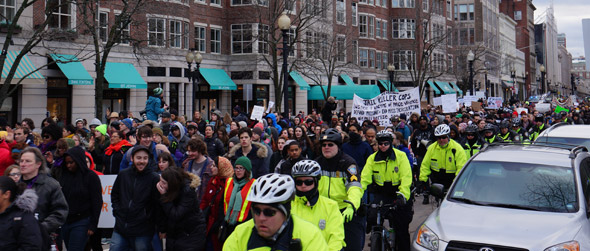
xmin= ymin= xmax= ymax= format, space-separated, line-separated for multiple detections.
xmin=343 ymin=200 xmax=356 ymax=212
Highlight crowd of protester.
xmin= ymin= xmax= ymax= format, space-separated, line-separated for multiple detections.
xmin=1 ymin=88 xmax=590 ymax=250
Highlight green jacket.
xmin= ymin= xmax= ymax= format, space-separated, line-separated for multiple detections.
xmin=291 ymin=195 xmax=345 ymax=251
xmin=419 ymin=139 xmax=467 ymax=182
xmin=222 ymin=215 xmax=329 ymax=251
xmin=361 ymin=149 xmax=413 ymax=199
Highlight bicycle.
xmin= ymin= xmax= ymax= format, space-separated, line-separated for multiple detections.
xmin=366 ymin=201 xmax=397 ymax=251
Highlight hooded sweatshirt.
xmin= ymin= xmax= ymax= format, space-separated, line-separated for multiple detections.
xmin=146 ymin=96 xmax=165 ymax=121
xmin=58 ymin=147 xmax=103 ymax=231
xmin=265 ymin=113 xmax=283 ymax=134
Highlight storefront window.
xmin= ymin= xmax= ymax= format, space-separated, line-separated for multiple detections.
xmin=194 ymin=84 xmax=219 ymax=121
xmin=47 ymin=78 xmax=71 ymax=126
xmin=169 ymin=83 xmax=179 ymax=112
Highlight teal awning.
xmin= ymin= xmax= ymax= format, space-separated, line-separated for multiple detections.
xmin=308 ymin=85 xmax=380 ymax=100
xmin=449 ymin=82 xmax=463 ymax=96
xmin=104 ymin=62 xmax=147 ymax=89
xmin=199 ymin=68 xmax=237 ymax=90
xmin=378 ymin=80 xmax=399 ymax=92
xmin=50 ymin=54 xmax=93 ymax=85
xmin=289 ymin=71 xmax=311 ymax=90
xmin=2 ymin=51 xmax=44 ymax=83
xmin=340 ymin=74 xmax=356 ymax=86
xmin=435 ymin=81 xmax=455 ymax=94
xmin=426 ymin=81 xmax=441 ymax=95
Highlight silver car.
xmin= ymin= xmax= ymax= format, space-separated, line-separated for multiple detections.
xmin=412 ymin=144 xmax=590 ymax=251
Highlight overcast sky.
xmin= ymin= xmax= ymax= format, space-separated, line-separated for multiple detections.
xmin=533 ymin=0 xmax=589 ymax=58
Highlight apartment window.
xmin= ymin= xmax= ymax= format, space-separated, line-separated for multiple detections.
xmin=382 ymin=52 xmax=388 ymax=70
xmin=422 ymin=0 xmax=428 ymax=11
xmin=359 ymin=15 xmax=368 ymax=37
xmin=195 ymin=0 xmax=205 ymax=3
xmin=376 ymin=20 xmax=381 ymax=38
xmin=195 ymin=25 xmax=206 ymax=51
xmin=47 ymin=0 xmax=73 ymax=29
xmin=368 ymin=16 xmax=375 ymax=38
xmin=381 ymin=0 xmax=386 ymax=7
xmin=352 ymin=40 xmax=358 ymax=64
xmin=352 ymin=2 xmax=358 ymax=26
xmin=287 ymin=28 xmax=296 ymax=56
xmin=514 ymin=10 xmax=522 ymax=21
xmin=376 ymin=52 xmax=381 ymax=69
xmin=446 ymin=1 xmax=451 ymax=18
xmin=393 ymin=50 xmax=415 ymax=70
xmin=392 ymin=0 xmax=414 ymax=8
xmin=258 ymin=24 xmax=269 ymax=54
xmin=336 ymin=0 xmax=345 ymax=24
xmin=458 ymin=4 xmax=474 ymax=21
xmin=469 ymin=27 xmax=474 ymax=44
xmin=211 ymin=0 xmax=221 ymax=5
xmin=98 ymin=11 xmax=108 ymax=42
xmin=305 ymin=31 xmax=313 ymax=58
xmin=392 ymin=19 xmax=415 ymax=39
xmin=170 ymin=20 xmax=183 ymax=48
xmin=232 ymin=0 xmax=251 ymax=5
xmin=320 ymin=33 xmax=329 ymax=59
xmin=231 ymin=24 xmax=253 ymax=54
xmin=211 ymin=28 xmax=221 ymax=53
xmin=469 ymin=4 xmax=474 ymax=20
xmin=359 ymin=0 xmax=367 ymax=3
xmin=0 ymin=0 xmax=16 ymax=22
xmin=447 ymin=55 xmax=453 ymax=72
xmin=369 ymin=50 xmax=375 ymax=68
xmin=184 ymin=22 xmax=189 ymax=49
xmin=115 ymin=14 xmax=130 ymax=45
xmin=360 ymin=49 xmax=368 ymax=67
xmin=285 ymin=0 xmax=296 ymax=13
xmin=382 ymin=20 xmax=387 ymax=38
xmin=305 ymin=0 xmax=325 ymax=17
xmin=337 ymin=36 xmax=346 ymax=62
xmin=148 ymin=18 xmax=165 ymax=46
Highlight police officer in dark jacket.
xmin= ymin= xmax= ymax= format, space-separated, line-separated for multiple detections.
xmin=110 ymin=146 xmax=162 ymax=250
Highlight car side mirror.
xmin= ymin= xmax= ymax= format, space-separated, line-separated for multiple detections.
xmin=431 ymin=183 xmax=445 ymax=199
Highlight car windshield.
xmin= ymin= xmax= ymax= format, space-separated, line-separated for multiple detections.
xmin=449 ymin=161 xmax=578 ymax=213
xmin=536 ymin=136 xmax=590 ymax=149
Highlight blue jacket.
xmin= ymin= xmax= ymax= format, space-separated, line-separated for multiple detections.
xmin=342 ymin=133 xmax=374 ymax=172
xmin=146 ymin=96 xmax=165 ymax=121
xmin=266 ymin=113 xmax=282 ymax=134
xmin=395 ymin=122 xmax=412 ymax=142
xmin=395 ymin=144 xmax=414 ymax=166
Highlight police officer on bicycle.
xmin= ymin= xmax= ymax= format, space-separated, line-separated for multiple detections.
xmin=315 ymin=128 xmax=364 ymax=251
xmin=361 ymin=130 xmax=413 ymax=251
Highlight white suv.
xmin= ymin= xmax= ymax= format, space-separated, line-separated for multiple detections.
xmin=535 ymin=123 xmax=590 ymax=148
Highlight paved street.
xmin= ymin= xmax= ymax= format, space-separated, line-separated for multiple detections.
xmin=363 ymin=194 xmax=437 ymax=250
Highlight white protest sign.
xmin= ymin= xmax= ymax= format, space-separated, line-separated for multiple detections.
xmin=266 ymin=101 xmax=275 ymax=113
xmin=475 ymin=91 xmax=486 ymax=99
xmin=536 ymin=103 xmax=551 ymax=113
xmin=433 ymin=97 xmax=442 ymax=106
xmin=98 ymin=175 xmax=117 ymax=228
xmin=515 ymin=108 xmax=527 ymax=115
xmin=441 ymin=94 xmax=457 ymax=113
xmin=250 ymin=105 xmax=265 ymax=121
xmin=351 ymin=87 xmax=421 ymax=127
xmin=462 ymin=96 xmax=478 ymax=107
xmin=487 ymin=97 xmax=503 ymax=109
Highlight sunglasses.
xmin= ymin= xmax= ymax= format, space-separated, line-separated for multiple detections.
xmin=8 ymin=173 xmax=21 ymax=177
xmin=378 ymin=142 xmax=391 ymax=146
xmin=252 ymin=207 xmax=278 ymax=217
xmin=436 ymin=136 xmax=448 ymax=140
xmin=295 ymin=179 xmax=314 ymax=186
xmin=322 ymin=143 xmax=335 ymax=148
xmin=466 ymin=133 xmax=475 ymax=137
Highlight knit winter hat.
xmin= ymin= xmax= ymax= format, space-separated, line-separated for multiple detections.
xmin=153 ymin=87 xmax=163 ymax=96
xmin=217 ymin=156 xmax=234 ymax=178
xmin=235 ymin=156 xmax=252 ymax=173
xmin=121 ymin=118 xmax=133 ymax=129
xmin=96 ymin=124 xmax=107 ymax=136
xmin=89 ymin=118 xmax=102 ymax=127
xmin=238 ymin=121 xmax=247 ymax=129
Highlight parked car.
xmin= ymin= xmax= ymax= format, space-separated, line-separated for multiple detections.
xmin=535 ymin=123 xmax=590 ymax=149
xmin=413 ymin=143 xmax=590 ymax=251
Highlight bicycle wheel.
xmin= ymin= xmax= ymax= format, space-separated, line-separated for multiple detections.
xmin=370 ymin=232 xmax=382 ymax=251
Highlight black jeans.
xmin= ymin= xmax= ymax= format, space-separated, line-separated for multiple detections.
xmin=369 ymin=193 xmax=414 ymax=251
xmin=343 ymin=210 xmax=366 ymax=251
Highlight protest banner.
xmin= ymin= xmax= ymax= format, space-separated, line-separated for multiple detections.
xmin=441 ymin=94 xmax=457 ymax=113
xmin=486 ymin=97 xmax=503 ymax=109
xmin=536 ymin=103 xmax=551 ymax=113
xmin=420 ymin=101 xmax=429 ymax=109
xmin=250 ymin=105 xmax=265 ymax=121
xmin=98 ymin=175 xmax=117 ymax=228
xmin=351 ymin=87 xmax=420 ymax=127
xmin=433 ymin=97 xmax=442 ymax=106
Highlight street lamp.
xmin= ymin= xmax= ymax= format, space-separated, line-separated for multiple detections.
xmin=278 ymin=13 xmax=291 ymax=117
xmin=467 ymin=50 xmax=475 ymax=95
xmin=483 ymin=66 xmax=488 ymax=97
xmin=186 ymin=50 xmax=203 ymax=86
xmin=522 ymin=72 xmax=528 ymax=100
xmin=387 ymin=64 xmax=395 ymax=92
xmin=510 ymin=67 xmax=516 ymax=101
xmin=540 ymin=64 xmax=546 ymax=94
xmin=571 ymin=70 xmax=576 ymax=96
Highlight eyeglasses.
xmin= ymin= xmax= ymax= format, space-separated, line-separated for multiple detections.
xmin=436 ymin=136 xmax=448 ymax=140
xmin=252 ymin=207 xmax=278 ymax=217
xmin=322 ymin=143 xmax=335 ymax=148
xmin=295 ymin=179 xmax=314 ymax=186
xmin=378 ymin=142 xmax=391 ymax=146
xmin=8 ymin=173 xmax=20 ymax=177
xmin=234 ymin=166 xmax=245 ymax=171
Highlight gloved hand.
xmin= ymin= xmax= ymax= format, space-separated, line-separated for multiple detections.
xmin=395 ymin=194 xmax=407 ymax=207
xmin=342 ymin=206 xmax=355 ymax=223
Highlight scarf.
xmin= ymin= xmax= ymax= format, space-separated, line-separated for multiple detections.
xmin=225 ymin=176 xmax=248 ymax=225
xmin=105 ymin=140 xmax=132 ymax=156
xmin=39 ymin=140 xmax=57 ymax=154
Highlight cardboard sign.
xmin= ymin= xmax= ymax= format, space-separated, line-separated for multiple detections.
xmin=351 ymin=87 xmax=421 ymax=127
xmin=250 ymin=105 xmax=265 ymax=121
xmin=471 ymin=102 xmax=482 ymax=111
xmin=421 ymin=101 xmax=429 ymax=109
xmin=98 ymin=175 xmax=117 ymax=228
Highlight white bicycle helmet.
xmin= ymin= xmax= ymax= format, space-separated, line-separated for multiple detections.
xmin=291 ymin=160 xmax=322 ymax=178
xmin=247 ymin=173 xmax=295 ymax=204
xmin=434 ymin=124 xmax=451 ymax=136
xmin=376 ymin=130 xmax=394 ymax=142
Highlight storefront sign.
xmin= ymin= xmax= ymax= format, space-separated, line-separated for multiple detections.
xmin=351 ymin=87 xmax=420 ymax=127
xmin=98 ymin=175 xmax=117 ymax=228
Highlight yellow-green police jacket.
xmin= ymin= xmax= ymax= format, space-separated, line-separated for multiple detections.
xmin=222 ymin=215 xmax=329 ymax=251
xmin=291 ymin=195 xmax=345 ymax=251
xmin=419 ymin=139 xmax=467 ymax=182
xmin=315 ymin=151 xmax=363 ymax=210
xmin=361 ymin=149 xmax=413 ymax=199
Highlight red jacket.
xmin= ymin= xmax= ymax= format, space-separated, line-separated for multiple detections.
xmin=0 ymin=140 xmax=14 ymax=175
xmin=199 ymin=176 xmax=227 ymax=233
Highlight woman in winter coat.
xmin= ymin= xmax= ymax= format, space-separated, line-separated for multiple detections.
xmin=204 ymin=125 xmax=225 ymax=160
xmin=0 ymin=176 xmax=42 ymax=250
xmin=102 ymin=130 xmax=132 ymax=175
xmin=88 ymin=124 xmax=110 ymax=173
xmin=156 ymin=167 xmax=206 ymax=251
xmin=57 ymin=146 xmax=103 ymax=251
xmin=199 ymin=156 xmax=234 ymax=251
xmin=220 ymin=156 xmax=256 ymax=241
